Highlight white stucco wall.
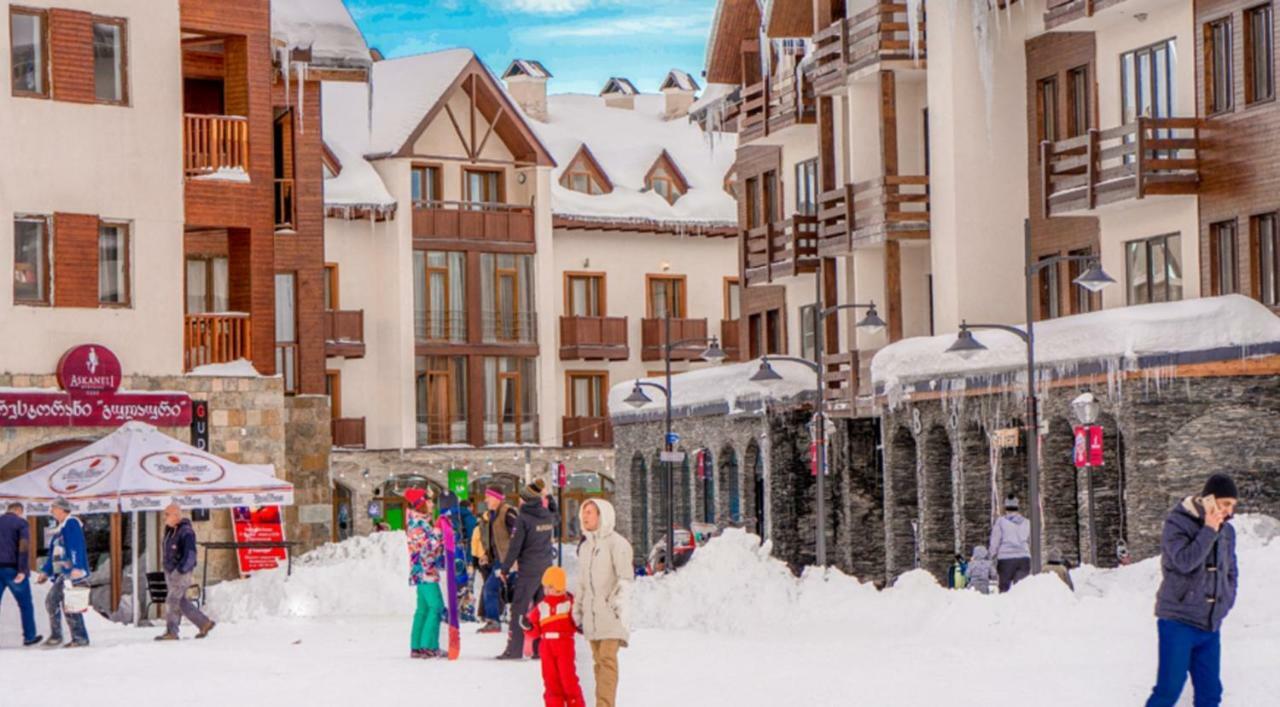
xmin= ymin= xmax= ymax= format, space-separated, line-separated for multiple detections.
xmin=0 ymin=0 xmax=184 ymax=376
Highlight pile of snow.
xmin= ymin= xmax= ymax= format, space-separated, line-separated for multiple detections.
xmin=192 ymin=167 xmax=250 ymax=183
xmin=872 ymin=295 xmax=1280 ymax=396
xmin=608 ymin=358 xmax=815 ymax=421
xmin=188 ymin=359 xmax=262 ymax=377
xmin=271 ymin=0 xmax=371 ymax=67
xmin=369 ymin=49 xmax=477 ymax=155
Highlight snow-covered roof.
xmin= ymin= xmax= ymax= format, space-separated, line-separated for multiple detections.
xmin=524 ymin=93 xmax=738 ymax=227
xmin=601 ymin=77 xmax=639 ymax=96
xmin=610 ymin=359 xmax=816 ymax=423
xmin=871 ymin=295 xmax=1280 ymax=397
xmin=271 ymin=0 xmax=371 ymax=68
xmin=662 ymin=69 xmax=701 ymax=92
xmin=367 ymin=48 xmax=477 ymax=155
xmin=688 ymin=82 xmax=738 ymax=119
xmin=503 ymin=59 xmax=552 ymax=80
xmin=321 ymin=80 xmax=396 ymax=210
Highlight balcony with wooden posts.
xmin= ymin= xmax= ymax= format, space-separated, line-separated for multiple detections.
xmin=331 ymin=417 xmax=367 ymax=449
xmin=183 ymin=114 xmax=249 ymax=178
xmin=183 ymin=312 xmax=252 ymax=372
xmin=822 ymin=348 xmax=878 ymax=418
xmin=811 ymin=3 xmax=926 ymax=95
xmin=559 ymin=316 xmax=629 ymax=360
xmin=412 ymin=200 xmax=535 ymax=244
xmin=720 ymin=319 xmax=741 ymax=361
xmin=738 ymin=71 xmax=818 ymax=143
xmin=324 ymin=309 xmax=366 ymax=358
xmin=641 ymin=317 xmax=710 ymax=361
xmin=562 ymin=416 xmax=613 ymax=448
xmin=742 ymin=214 xmax=820 ymax=285
xmin=817 ymin=175 xmax=930 ymax=256
xmin=1041 ymin=117 xmax=1201 ymax=217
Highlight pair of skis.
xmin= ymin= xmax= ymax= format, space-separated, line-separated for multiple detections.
xmin=437 ymin=514 xmax=461 ymax=660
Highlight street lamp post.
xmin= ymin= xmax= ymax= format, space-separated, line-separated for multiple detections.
xmin=624 ymin=314 xmax=725 ymax=573
xmin=750 ymin=302 xmax=884 ymax=567
xmin=946 ymin=220 xmax=1114 ymax=573
xmin=1071 ymin=392 xmax=1102 ymax=566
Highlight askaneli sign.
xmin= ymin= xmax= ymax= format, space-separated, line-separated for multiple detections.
xmin=0 ymin=344 xmax=191 ymax=427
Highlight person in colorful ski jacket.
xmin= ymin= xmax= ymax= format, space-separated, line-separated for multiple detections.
xmin=964 ymin=545 xmax=997 ymax=595
xmin=521 ymin=566 xmax=584 ymax=707
xmin=573 ymin=498 xmax=633 ymax=707
xmin=1145 ymin=474 xmax=1239 ymax=707
xmin=36 ymin=498 xmax=90 ymax=647
xmin=405 ymin=487 xmax=451 ymax=658
xmin=988 ymin=495 xmax=1032 ymax=592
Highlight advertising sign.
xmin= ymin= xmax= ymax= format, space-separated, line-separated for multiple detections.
xmin=1073 ymin=425 xmax=1105 ymax=467
xmin=231 ymin=506 xmax=288 ymax=575
xmin=447 ymin=469 xmax=469 ymax=500
xmin=190 ymin=400 xmax=210 ymax=451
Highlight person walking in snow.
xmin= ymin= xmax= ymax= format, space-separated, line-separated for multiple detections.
xmin=1144 ymin=473 xmax=1239 ymax=707
xmin=496 ymin=480 xmax=556 ymax=660
xmin=521 ymin=566 xmax=585 ymax=707
xmin=574 ymin=498 xmax=633 ymax=707
xmin=155 ymin=503 xmax=215 ymax=640
xmin=988 ymin=495 xmax=1032 ymax=593
xmin=964 ymin=545 xmax=997 ymax=595
xmin=35 ymin=498 xmax=89 ymax=647
xmin=1042 ymin=547 xmax=1075 ymax=592
xmin=479 ymin=485 xmax=518 ymax=634
xmin=0 ymin=502 xmax=41 ymax=647
xmin=405 ymin=487 xmax=451 ymax=659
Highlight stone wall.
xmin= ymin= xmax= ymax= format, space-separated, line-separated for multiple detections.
xmin=284 ymin=394 xmax=334 ymax=551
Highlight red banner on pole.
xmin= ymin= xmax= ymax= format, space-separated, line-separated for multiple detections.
xmin=1074 ymin=425 xmax=1105 ymax=468
xmin=231 ymin=506 xmax=287 ymax=574
xmin=1073 ymin=426 xmax=1087 ymax=468
xmin=1088 ymin=425 xmax=1104 ymax=466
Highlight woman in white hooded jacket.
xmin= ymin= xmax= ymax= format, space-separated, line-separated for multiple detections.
xmin=573 ymin=498 xmax=633 ymax=707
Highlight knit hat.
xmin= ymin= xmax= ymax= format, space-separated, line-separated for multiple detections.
xmin=1202 ymin=473 xmax=1239 ymax=500
xmin=51 ymin=497 xmax=73 ymax=512
xmin=521 ymin=479 xmax=546 ymax=502
xmin=1004 ymin=495 xmax=1020 ymax=512
xmin=485 ymin=486 xmax=506 ymax=502
xmin=541 ymin=566 xmax=567 ymax=593
xmin=403 ymin=487 xmax=432 ymax=509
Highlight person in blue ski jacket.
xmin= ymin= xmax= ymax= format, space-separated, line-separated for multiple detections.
xmin=36 ymin=498 xmax=90 ymax=647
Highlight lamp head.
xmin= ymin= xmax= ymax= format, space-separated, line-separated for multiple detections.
xmin=623 ymin=383 xmax=653 ymax=409
xmin=1071 ymin=392 xmax=1101 ymax=424
xmin=700 ymin=337 xmax=727 ymax=365
xmin=856 ymin=304 xmax=887 ymax=334
xmin=946 ymin=323 xmax=988 ymax=360
xmin=1073 ymin=263 xmax=1116 ymax=293
xmin=749 ymin=358 xmax=784 ymax=383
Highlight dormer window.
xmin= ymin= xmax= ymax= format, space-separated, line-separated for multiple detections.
xmin=644 ymin=150 xmax=689 ymax=205
xmin=560 ymin=145 xmax=613 ymax=196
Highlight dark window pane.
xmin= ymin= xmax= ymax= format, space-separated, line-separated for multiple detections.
xmin=93 ymin=22 xmax=124 ymax=102
xmin=11 ymin=12 xmax=45 ymax=94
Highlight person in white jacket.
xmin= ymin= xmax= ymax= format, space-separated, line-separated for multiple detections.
xmin=573 ymin=499 xmax=633 ymax=707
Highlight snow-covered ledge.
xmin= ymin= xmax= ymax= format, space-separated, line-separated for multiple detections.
xmin=609 ymin=358 xmax=816 ymax=424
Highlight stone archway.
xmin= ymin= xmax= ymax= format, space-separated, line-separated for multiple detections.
xmin=691 ymin=448 xmax=716 ymax=525
xmin=1000 ymin=418 xmax=1029 ymax=509
xmin=649 ymin=450 xmax=668 ymax=555
xmin=678 ymin=450 xmax=693 ymax=528
xmin=1043 ymin=418 xmax=1081 ymax=565
xmin=744 ymin=439 xmax=765 ymax=539
xmin=718 ymin=444 xmax=741 ymax=524
xmin=628 ymin=452 xmax=649 ymax=549
xmin=921 ymin=425 xmax=955 ymax=580
xmin=959 ymin=422 xmax=992 ymax=555
xmin=1093 ymin=413 xmax=1125 ymax=568
xmin=888 ymin=426 xmax=920 ymax=575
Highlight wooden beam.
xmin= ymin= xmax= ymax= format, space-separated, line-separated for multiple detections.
xmin=110 ymin=513 xmax=122 ymax=614
xmin=443 ymin=103 xmax=471 ymax=159
xmin=879 ymin=70 xmax=898 ymax=177
xmin=475 ymin=106 xmax=504 ymax=161
xmin=884 ymin=239 xmax=904 ymax=341
xmin=469 ymin=74 xmax=478 ymax=162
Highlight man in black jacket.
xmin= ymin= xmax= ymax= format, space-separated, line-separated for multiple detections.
xmin=0 ymin=502 xmax=41 ymax=646
xmin=156 ymin=503 xmax=215 ymax=641
xmin=495 ymin=481 xmax=556 ymax=659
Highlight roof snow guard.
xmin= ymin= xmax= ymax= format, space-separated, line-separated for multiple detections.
xmin=503 ymin=59 xmax=552 ymax=79
xmin=601 ymin=77 xmax=639 ymax=96
xmin=661 ymin=69 xmax=701 ymax=92
xmin=609 ymin=358 xmax=817 ymax=425
xmin=871 ymin=295 xmax=1280 ymax=407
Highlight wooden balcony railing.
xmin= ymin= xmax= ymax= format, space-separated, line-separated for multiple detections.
xmin=562 ymin=416 xmax=613 ymax=448
xmin=1041 ymin=117 xmax=1201 ymax=217
xmin=720 ymin=319 xmax=741 ymax=361
xmin=738 ymin=74 xmax=817 ymax=143
xmin=324 ymin=309 xmax=366 ymax=358
xmin=1043 ymin=0 xmax=1129 ymax=30
xmin=331 ymin=417 xmax=366 ymax=449
xmin=741 ymin=214 xmax=820 ymax=284
xmin=274 ymin=178 xmax=295 ymax=230
xmin=417 ymin=414 xmax=468 ymax=447
xmin=184 ymin=114 xmax=249 ymax=177
xmin=641 ymin=318 xmax=710 ymax=361
xmin=184 ymin=313 xmax=252 ymax=372
xmin=412 ymin=200 xmax=534 ymax=243
xmin=811 ymin=3 xmax=926 ymax=94
xmin=559 ymin=316 xmax=629 ymax=360
xmin=822 ymin=349 xmax=877 ymax=418
xmin=817 ymin=175 xmax=930 ymax=255
xmin=481 ymin=311 xmax=538 ymax=344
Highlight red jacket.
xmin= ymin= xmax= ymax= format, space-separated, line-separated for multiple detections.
xmin=524 ymin=593 xmax=578 ymax=642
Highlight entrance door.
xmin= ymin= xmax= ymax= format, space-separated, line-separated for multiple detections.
xmin=332 ymin=482 xmax=353 ymax=542
xmin=274 ymin=272 xmax=298 ymax=393
xmin=753 ymin=459 xmax=766 ymax=538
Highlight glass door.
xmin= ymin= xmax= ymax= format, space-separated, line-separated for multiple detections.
xmin=274 ymin=272 xmax=298 ymax=393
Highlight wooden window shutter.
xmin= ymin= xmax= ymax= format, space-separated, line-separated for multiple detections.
xmin=48 ymin=9 xmax=96 ymax=104
xmin=53 ymin=212 xmax=100 ymax=308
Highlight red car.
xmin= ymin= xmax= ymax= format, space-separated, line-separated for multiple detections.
xmin=644 ymin=523 xmax=717 ymax=574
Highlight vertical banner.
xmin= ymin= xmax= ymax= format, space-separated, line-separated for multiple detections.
xmin=190 ymin=400 xmax=209 ymax=451
xmin=1088 ymin=425 xmax=1104 ymax=466
xmin=1073 ymin=426 xmax=1088 ymax=468
xmin=230 ymin=506 xmax=287 ymax=574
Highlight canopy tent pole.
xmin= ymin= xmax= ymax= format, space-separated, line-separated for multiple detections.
xmin=132 ymin=510 xmax=140 ymax=627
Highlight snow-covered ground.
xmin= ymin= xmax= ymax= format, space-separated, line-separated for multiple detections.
xmin=4 ymin=518 xmax=1279 ymax=706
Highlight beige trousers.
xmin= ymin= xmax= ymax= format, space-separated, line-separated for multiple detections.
xmin=589 ymin=639 xmax=622 ymax=707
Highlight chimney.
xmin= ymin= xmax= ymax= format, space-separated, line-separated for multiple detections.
xmin=600 ymin=77 xmax=637 ymax=110
xmin=660 ymin=69 xmax=700 ymax=120
xmin=501 ymin=59 xmax=551 ymax=122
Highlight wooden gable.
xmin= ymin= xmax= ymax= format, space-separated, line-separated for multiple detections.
xmin=764 ymin=0 xmax=814 ymax=38
xmin=559 ymin=144 xmax=614 ymax=195
xmin=705 ymin=0 xmax=762 ymax=85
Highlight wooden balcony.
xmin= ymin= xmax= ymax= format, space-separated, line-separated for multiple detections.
xmin=1041 ymin=118 xmax=1201 ymax=218
xmin=1044 ymin=0 xmax=1131 ymax=30
xmin=331 ymin=417 xmax=366 ymax=449
xmin=562 ymin=416 xmax=613 ymax=448
xmin=412 ymin=200 xmax=534 ymax=244
xmin=184 ymin=313 xmax=252 ymax=372
xmin=738 ymin=73 xmax=818 ymax=143
xmin=560 ymin=316 xmax=629 ymax=361
xmin=823 ymin=349 xmax=877 ymax=418
xmin=720 ymin=319 xmax=741 ymax=361
xmin=641 ymin=318 xmax=710 ymax=361
xmin=811 ymin=3 xmax=926 ymax=95
xmin=817 ymin=175 xmax=930 ymax=256
xmin=274 ymin=178 xmax=295 ymax=231
xmin=742 ymin=214 xmax=819 ymax=285
xmin=183 ymin=114 xmax=249 ymax=177
xmin=324 ymin=309 xmax=366 ymax=358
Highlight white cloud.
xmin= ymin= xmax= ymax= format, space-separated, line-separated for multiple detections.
xmin=505 ymin=0 xmax=597 ymax=12
xmin=517 ymin=9 xmax=713 ymax=42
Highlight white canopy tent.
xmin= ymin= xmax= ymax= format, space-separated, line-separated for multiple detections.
xmin=0 ymin=421 xmax=293 ymax=625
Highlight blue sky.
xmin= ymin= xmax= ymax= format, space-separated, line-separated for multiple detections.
xmin=345 ymin=0 xmax=718 ymax=95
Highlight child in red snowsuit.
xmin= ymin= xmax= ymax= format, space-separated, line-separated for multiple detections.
xmin=521 ymin=566 xmax=585 ymax=707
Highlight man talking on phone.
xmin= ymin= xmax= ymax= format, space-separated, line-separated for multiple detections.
xmin=1145 ymin=473 xmax=1239 ymax=707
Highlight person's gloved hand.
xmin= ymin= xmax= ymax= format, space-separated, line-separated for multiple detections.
xmin=519 ymin=615 xmax=533 ymax=632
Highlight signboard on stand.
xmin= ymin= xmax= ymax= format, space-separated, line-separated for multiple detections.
xmin=1073 ymin=426 xmax=1104 ymax=467
xmin=230 ymin=506 xmax=288 ymax=574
